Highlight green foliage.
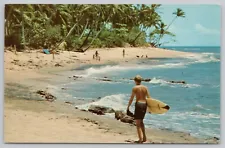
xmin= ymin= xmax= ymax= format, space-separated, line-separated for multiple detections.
xmin=4 ymin=4 xmax=185 ymax=50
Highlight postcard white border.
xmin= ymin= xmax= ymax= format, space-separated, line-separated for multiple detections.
xmin=0 ymin=0 xmax=224 ymax=147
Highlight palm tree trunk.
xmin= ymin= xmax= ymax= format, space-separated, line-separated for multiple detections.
xmin=77 ymin=29 xmax=92 ymax=52
xmin=165 ymin=16 xmax=177 ymax=31
xmin=82 ymin=16 xmax=111 ymax=52
xmin=82 ymin=27 xmax=103 ymax=52
xmin=21 ymin=9 xmax=26 ymax=50
xmin=79 ymin=20 xmax=89 ymax=39
xmin=56 ymin=14 xmax=84 ymax=48
xmin=5 ymin=6 xmax=13 ymax=36
xmin=131 ymin=31 xmax=143 ymax=46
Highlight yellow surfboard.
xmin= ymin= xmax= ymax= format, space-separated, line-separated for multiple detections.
xmin=146 ymin=98 xmax=170 ymax=114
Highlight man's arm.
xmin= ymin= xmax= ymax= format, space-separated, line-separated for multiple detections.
xmin=127 ymin=87 xmax=135 ymax=110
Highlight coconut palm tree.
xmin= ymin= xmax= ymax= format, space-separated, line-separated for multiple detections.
xmin=166 ymin=8 xmax=185 ymax=31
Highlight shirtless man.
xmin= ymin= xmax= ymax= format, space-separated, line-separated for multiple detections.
xmin=127 ymin=75 xmax=150 ymax=143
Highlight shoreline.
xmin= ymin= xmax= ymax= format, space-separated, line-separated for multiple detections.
xmin=4 ymin=47 xmax=218 ymax=143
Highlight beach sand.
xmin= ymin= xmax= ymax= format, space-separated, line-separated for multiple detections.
xmin=4 ymin=47 xmax=215 ymax=144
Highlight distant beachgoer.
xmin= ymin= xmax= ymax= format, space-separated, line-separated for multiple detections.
xmin=136 ymin=55 xmax=139 ymax=58
xmin=146 ymin=55 xmax=148 ymax=58
xmin=141 ymin=55 xmax=144 ymax=58
xmin=95 ymin=51 xmax=99 ymax=58
xmin=127 ymin=75 xmax=150 ymax=143
xmin=123 ymin=49 xmax=125 ymax=58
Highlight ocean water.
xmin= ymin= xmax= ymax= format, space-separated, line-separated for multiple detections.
xmin=50 ymin=46 xmax=220 ymax=139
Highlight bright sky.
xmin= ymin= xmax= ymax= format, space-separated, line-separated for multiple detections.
xmin=158 ymin=5 xmax=221 ymax=46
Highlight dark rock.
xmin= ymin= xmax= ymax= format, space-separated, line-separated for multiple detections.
xmin=36 ymin=90 xmax=56 ymax=101
xmin=75 ymin=107 xmax=78 ymax=109
xmin=98 ymin=78 xmax=112 ymax=82
xmin=143 ymin=78 xmax=151 ymax=82
xmin=169 ymin=80 xmax=186 ymax=84
xmin=88 ymin=105 xmax=115 ymax=115
xmin=36 ymin=90 xmax=46 ymax=96
xmin=28 ymin=59 xmax=33 ymax=63
xmin=213 ymin=137 xmax=219 ymax=140
xmin=130 ymin=78 xmax=151 ymax=82
xmin=97 ymin=97 xmax=101 ymax=99
xmin=115 ymin=110 xmax=126 ymax=120
xmin=120 ymin=115 xmax=135 ymax=124
xmin=65 ymin=101 xmax=73 ymax=105
xmin=55 ymin=63 xmax=62 ymax=67
xmin=81 ymin=109 xmax=87 ymax=112
xmin=61 ymin=87 xmax=66 ymax=90
xmin=73 ymin=75 xmax=80 ymax=78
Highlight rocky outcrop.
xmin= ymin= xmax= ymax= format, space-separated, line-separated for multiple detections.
xmin=169 ymin=80 xmax=186 ymax=84
xmin=97 ymin=78 xmax=112 ymax=82
xmin=88 ymin=105 xmax=115 ymax=115
xmin=130 ymin=78 xmax=151 ymax=82
xmin=115 ymin=110 xmax=135 ymax=125
xmin=36 ymin=90 xmax=56 ymax=102
xmin=115 ymin=110 xmax=126 ymax=120
xmin=120 ymin=115 xmax=135 ymax=124
xmin=55 ymin=63 xmax=63 ymax=67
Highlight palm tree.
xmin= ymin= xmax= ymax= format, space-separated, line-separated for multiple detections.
xmin=130 ymin=4 xmax=161 ymax=46
xmin=154 ymin=21 xmax=175 ymax=46
xmin=166 ymin=8 xmax=185 ymax=31
xmin=5 ymin=4 xmax=184 ymax=51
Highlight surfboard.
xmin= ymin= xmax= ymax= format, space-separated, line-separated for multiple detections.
xmin=146 ymin=98 xmax=170 ymax=114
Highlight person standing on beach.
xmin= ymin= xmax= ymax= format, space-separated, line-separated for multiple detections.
xmin=123 ymin=49 xmax=125 ymax=58
xmin=95 ymin=51 xmax=98 ymax=58
xmin=127 ymin=75 xmax=150 ymax=143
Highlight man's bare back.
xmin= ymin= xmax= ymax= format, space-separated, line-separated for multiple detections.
xmin=133 ymin=85 xmax=150 ymax=103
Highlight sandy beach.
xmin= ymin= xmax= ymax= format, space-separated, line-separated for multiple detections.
xmin=4 ymin=47 xmax=217 ymax=144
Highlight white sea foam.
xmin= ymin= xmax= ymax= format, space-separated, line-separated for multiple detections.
xmin=186 ymin=53 xmax=220 ymax=64
xmin=78 ymin=52 xmax=219 ymax=78
xmin=149 ymin=77 xmax=201 ymax=88
xmin=76 ymin=94 xmax=128 ymax=111
xmin=80 ymin=63 xmax=186 ymax=77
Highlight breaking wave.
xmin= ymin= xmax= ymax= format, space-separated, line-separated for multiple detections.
xmin=76 ymin=94 xmax=128 ymax=111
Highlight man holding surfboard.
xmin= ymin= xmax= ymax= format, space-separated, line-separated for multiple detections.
xmin=127 ymin=75 xmax=150 ymax=143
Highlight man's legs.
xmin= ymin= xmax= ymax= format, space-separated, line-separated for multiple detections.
xmin=140 ymin=120 xmax=147 ymax=142
xmin=135 ymin=119 xmax=143 ymax=143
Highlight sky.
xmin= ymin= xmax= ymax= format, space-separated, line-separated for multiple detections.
xmin=157 ymin=5 xmax=221 ymax=46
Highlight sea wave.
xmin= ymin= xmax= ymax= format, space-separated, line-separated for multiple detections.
xmin=76 ymin=94 xmax=128 ymax=111
xmin=77 ymin=52 xmax=219 ymax=77
xmin=79 ymin=63 xmax=186 ymax=77
xmin=149 ymin=77 xmax=201 ymax=88
xmin=167 ymin=111 xmax=220 ymax=119
xmin=186 ymin=53 xmax=220 ymax=64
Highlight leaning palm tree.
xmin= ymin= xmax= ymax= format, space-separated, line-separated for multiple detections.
xmin=155 ymin=21 xmax=175 ymax=46
xmin=166 ymin=8 xmax=185 ymax=31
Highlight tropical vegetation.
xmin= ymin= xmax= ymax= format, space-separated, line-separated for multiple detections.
xmin=4 ymin=4 xmax=185 ymax=52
